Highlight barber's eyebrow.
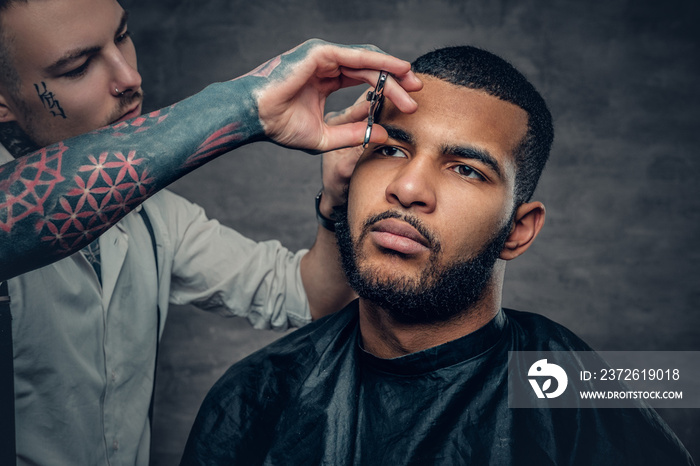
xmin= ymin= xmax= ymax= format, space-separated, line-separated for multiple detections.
xmin=44 ymin=45 xmax=100 ymax=75
xmin=116 ymin=10 xmax=130 ymax=36
xmin=44 ymin=10 xmax=130 ymax=75
xmin=443 ymin=144 xmax=503 ymax=179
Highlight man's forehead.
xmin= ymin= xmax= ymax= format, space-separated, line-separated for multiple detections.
xmin=2 ymin=0 xmax=125 ymax=69
xmin=380 ymin=76 xmax=529 ymax=157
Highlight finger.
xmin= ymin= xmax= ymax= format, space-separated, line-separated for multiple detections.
xmin=323 ymin=42 xmax=415 ymax=78
xmin=322 ymin=146 xmax=363 ymax=187
xmin=319 ymin=121 xmax=390 ymax=152
xmin=338 ymin=68 xmax=420 ymax=114
xmin=324 ymin=97 xmax=370 ymax=126
xmin=365 ymin=124 xmax=389 ymax=145
xmin=346 ymin=98 xmax=372 ymax=122
xmin=393 ymin=71 xmax=424 ymax=95
xmin=337 ymin=67 xmax=422 ymax=94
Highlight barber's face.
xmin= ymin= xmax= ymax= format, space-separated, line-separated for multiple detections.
xmin=0 ymin=0 xmax=143 ymax=148
xmin=345 ymin=76 xmax=528 ymax=298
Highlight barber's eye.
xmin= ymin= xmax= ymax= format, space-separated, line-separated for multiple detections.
xmin=62 ymin=61 xmax=90 ymax=79
xmin=377 ymin=146 xmax=406 ymax=158
xmin=115 ymin=30 xmax=131 ymax=44
xmin=452 ymin=165 xmax=484 ymax=180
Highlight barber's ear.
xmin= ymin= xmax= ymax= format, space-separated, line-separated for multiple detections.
xmin=500 ymin=201 xmax=545 ymax=261
xmin=0 ymin=92 xmax=18 ymax=123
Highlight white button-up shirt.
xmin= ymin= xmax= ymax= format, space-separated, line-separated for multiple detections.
xmin=2 ymin=147 xmax=311 ymax=465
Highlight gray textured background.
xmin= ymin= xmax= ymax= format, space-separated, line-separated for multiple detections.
xmin=117 ymin=0 xmax=699 ymax=462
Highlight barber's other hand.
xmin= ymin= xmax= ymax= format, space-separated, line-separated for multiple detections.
xmin=244 ymin=39 xmax=422 ymax=152
xmin=318 ymin=91 xmax=370 ymax=215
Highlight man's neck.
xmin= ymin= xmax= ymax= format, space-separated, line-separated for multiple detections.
xmin=357 ymin=284 xmax=503 ymax=359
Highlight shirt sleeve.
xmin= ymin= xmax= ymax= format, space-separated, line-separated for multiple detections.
xmin=160 ymin=190 xmax=311 ymax=330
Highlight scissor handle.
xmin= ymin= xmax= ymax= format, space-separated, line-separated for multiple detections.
xmin=363 ymin=71 xmax=389 ymax=148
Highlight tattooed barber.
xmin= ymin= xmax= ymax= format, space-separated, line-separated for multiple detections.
xmin=0 ymin=0 xmax=421 ymax=463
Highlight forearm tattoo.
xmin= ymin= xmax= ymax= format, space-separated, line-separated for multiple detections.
xmin=1 ymin=108 xmax=172 ymax=250
xmin=184 ymin=122 xmax=244 ymax=168
xmin=0 ymin=79 xmax=264 ymax=280
xmin=0 ymin=39 xmax=327 ymax=279
xmin=35 ymin=108 xmax=174 ymax=250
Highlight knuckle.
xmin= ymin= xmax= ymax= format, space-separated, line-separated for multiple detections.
xmin=360 ymin=43 xmax=383 ymax=54
xmin=304 ymin=38 xmax=325 ymax=49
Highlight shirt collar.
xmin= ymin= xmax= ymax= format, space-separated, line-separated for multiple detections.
xmin=357 ymin=307 xmax=508 ymax=375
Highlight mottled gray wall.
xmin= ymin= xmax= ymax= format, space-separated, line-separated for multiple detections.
xmin=117 ymin=0 xmax=700 ymax=462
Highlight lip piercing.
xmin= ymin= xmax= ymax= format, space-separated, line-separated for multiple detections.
xmin=115 ymin=88 xmax=124 ymax=96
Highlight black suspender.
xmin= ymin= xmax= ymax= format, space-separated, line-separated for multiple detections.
xmin=138 ymin=208 xmax=162 ymax=430
xmin=0 ymin=280 xmax=16 ymax=465
xmin=0 ymin=209 xmax=160 ymax=464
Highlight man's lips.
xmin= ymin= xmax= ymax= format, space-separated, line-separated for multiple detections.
xmin=369 ymin=218 xmax=430 ymax=255
xmin=112 ymin=102 xmax=142 ymax=124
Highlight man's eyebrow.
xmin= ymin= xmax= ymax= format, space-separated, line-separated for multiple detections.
xmin=443 ymin=144 xmax=503 ymax=179
xmin=44 ymin=45 xmax=101 ymax=75
xmin=44 ymin=11 xmax=129 ymax=75
xmin=382 ymin=125 xmax=415 ymax=145
xmin=382 ymin=124 xmax=504 ymax=179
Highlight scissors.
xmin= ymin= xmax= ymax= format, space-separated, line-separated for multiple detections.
xmin=362 ymin=70 xmax=389 ymax=148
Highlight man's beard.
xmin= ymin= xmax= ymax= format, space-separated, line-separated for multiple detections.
xmin=335 ymin=204 xmax=512 ymax=325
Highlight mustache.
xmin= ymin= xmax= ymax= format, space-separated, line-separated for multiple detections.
xmin=362 ymin=210 xmax=440 ymax=252
xmin=118 ymin=89 xmax=144 ymax=110
xmin=109 ymin=89 xmax=145 ymax=124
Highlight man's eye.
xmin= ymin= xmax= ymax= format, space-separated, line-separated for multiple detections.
xmin=62 ymin=61 xmax=90 ymax=79
xmin=452 ymin=164 xmax=484 ymax=180
xmin=377 ymin=146 xmax=406 ymax=158
xmin=116 ymin=30 xmax=131 ymax=44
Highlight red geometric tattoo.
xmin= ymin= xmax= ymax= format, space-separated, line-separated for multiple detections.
xmin=244 ymin=55 xmax=282 ymax=79
xmin=103 ymin=107 xmax=173 ymax=137
xmin=0 ymin=143 xmax=66 ymax=232
xmin=0 ymin=105 xmax=173 ymax=253
xmin=184 ymin=122 xmax=244 ymax=167
xmin=35 ymin=150 xmax=155 ymax=251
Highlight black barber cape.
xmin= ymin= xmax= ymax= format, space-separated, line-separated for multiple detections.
xmin=181 ymin=300 xmax=693 ymax=466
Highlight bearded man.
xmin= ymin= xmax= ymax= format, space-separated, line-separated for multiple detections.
xmin=180 ymin=46 xmax=693 ymax=465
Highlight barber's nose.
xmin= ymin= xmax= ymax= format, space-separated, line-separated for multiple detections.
xmin=385 ymin=157 xmax=437 ymax=213
xmin=111 ymin=52 xmax=141 ymax=97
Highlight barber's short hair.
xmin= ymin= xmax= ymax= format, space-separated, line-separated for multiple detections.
xmin=412 ymin=46 xmax=553 ymax=205
xmin=0 ymin=0 xmax=27 ymax=97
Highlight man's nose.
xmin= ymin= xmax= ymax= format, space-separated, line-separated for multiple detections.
xmin=110 ymin=50 xmax=142 ymax=97
xmin=384 ymin=157 xmax=437 ymax=213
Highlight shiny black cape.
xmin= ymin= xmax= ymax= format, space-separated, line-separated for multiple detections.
xmin=181 ymin=301 xmax=693 ymax=466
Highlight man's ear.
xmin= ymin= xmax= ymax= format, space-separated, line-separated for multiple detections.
xmin=500 ymin=201 xmax=545 ymax=261
xmin=0 ymin=91 xmax=18 ymax=123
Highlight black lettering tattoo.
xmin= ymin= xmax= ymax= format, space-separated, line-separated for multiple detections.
xmin=34 ymin=82 xmax=67 ymax=119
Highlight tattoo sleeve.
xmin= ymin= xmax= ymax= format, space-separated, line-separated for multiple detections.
xmin=0 ymin=78 xmax=264 ymax=280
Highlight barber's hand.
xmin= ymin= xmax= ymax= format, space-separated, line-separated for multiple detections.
xmin=244 ymin=39 xmax=422 ymax=152
xmin=318 ymin=91 xmax=371 ymax=215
